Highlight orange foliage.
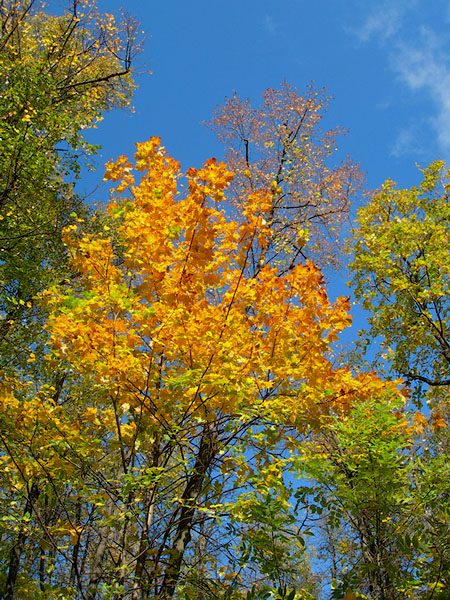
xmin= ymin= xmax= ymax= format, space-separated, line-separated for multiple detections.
xmin=47 ymin=138 xmax=395 ymax=429
xmin=0 ymin=138 xmax=402 ymax=599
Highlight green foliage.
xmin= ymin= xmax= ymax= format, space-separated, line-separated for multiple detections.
xmin=350 ymin=161 xmax=450 ymax=402
xmin=295 ymin=395 xmax=450 ymax=598
xmin=0 ymin=0 xmax=139 ymax=374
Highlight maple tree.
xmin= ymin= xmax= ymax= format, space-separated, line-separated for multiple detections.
xmin=0 ymin=138 xmax=396 ymax=599
xmin=207 ymin=81 xmax=364 ymax=273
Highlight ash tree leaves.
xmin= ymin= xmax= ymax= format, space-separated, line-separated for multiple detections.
xmin=342 ymin=159 xmax=450 ymax=598
xmin=296 ymin=393 xmax=450 ymax=599
xmin=296 ymin=396 xmax=413 ymax=598
xmin=350 ymin=161 xmax=450 ymax=405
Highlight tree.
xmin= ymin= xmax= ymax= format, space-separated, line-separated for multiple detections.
xmin=0 ymin=1 xmax=141 ymax=596
xmin=340 ymin=159 xmax=450 ymax=597
xmin=296 ymin=394 xmax=450 ymax=599
xmin=0 ymin=0 xmax=140 ymax=374
xmin=350 ymin=160 xmax=450 ymax=403
xmin=0 ymin=138 xmax=395 ymax=599
xmin=206 ymin=81 xmax=364 ymax=273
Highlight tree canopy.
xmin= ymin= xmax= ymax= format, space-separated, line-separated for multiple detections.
xmin=0 ymin=0 xmax=139 ymax=375
xmin=0 ymin=3 xmax=449 ymax=599
xmin=0 ymin=136 xmax=397 ymax=599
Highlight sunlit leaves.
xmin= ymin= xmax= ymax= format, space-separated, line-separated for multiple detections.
xmin=0 ymin=0 xmax=140 ymax=376
xmin=47 ymin=139 xmax=387 ymax=429
xmin=296 ymin=393 xmax=450 ymax=598
xmin=350 ymin=160 xmax=450 ymax=403
xmin=0 ymin=137 xmax=392 ymax=598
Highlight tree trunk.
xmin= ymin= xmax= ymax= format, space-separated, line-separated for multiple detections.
xmin=86 ymin=495 xmax=116 ymax=600
xmin=158 ymin=423 xmax=217 ymax=600
xmin=132 ymin=443 xmax=160 ymax=600
xmin=3 ymin=479 xmax=40 ymax=600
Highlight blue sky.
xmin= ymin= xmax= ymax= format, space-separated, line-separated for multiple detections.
xmin=81 ymin=0 xmax=450 ymax=324
xmin=88 ymin=0 xmax=450 ymax=190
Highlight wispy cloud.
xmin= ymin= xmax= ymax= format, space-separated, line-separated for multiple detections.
xmin=355 ymin=2 xmax=408 ymax=42
xmin=351 ymin=1 xmax=450 ymax=156
xmin=392 ymin=29 xmax=450 ymax=154
xmin=263 ymin=14 xmax=278 ymax=36
xmin=390 ymin=124 xmax=428 ymax=159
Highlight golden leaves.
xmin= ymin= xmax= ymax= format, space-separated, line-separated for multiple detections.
xmin=104 ymin=155 xmax=134 ymax=191
xmin=47 ymin=139 xmax=391 ymax=432
xmin=412 ymin=410 xmax=428 ymax=435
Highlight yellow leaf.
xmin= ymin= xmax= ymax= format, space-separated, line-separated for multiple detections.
xmin=412 ymin=410 xmax=427 ymax=434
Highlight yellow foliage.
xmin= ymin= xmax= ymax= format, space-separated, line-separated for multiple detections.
xmin=45 ymin=139 xmax=397 ymax=431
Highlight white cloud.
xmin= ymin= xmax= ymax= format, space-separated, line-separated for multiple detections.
xmin=351 ymin=2 xmax=450 ymax=156
xmin=390 ymin=124 xmax=427 ymax=159
xmin=355 ymin=3 xmax=406 ymax=42
xmin=263 ymin=15 xmax=278 ymax=36
xmin=393 ymin=29 xmax=450 ymax=153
